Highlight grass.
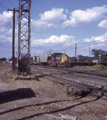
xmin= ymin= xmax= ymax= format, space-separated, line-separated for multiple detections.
xmin=74 ymin=63 xmax=107 ymax=71
xmin=91 ymin=63 xmax=107 ymax=71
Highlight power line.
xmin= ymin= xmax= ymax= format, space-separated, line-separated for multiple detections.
xmin=8 ymin=0 xmax=15 ymax=8
xmin=68 ymin=37 xmax=107 ymax=50
xmin=77 ymin=42 xmax=105 ymax=49
xmin=78 ymin=37 xmax=107 ymax=46
xmin=35 ymin=37 xmax=107 ymax=55
xmin=0 ymin=3 xmax=8 ymax=11
xmin=53 ymin=37 xmax=107 ymax=52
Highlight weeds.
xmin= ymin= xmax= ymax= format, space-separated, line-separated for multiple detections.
xmin=92 ymin=63 xmax=107 ymax=70
xmin=0 ymin=70 xmax=15 ymax=82
xmin=74 ymin=63 xmax=107 ymax=71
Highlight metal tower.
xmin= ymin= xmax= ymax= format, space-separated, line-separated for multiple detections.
xmin=18 ymin=0 xmax=31 ymax=75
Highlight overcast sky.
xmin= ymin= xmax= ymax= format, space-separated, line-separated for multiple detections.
xmin=0 ymin=0 xmax=107 ymax=58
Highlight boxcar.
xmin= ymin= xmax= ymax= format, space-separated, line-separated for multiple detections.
xmin=40 ymin=55 xmax=51 ymax=65
xmin=33 ymin=56 xmax=36 ymax=64
xmin=33 ymin=56 xmax=40 ymax=64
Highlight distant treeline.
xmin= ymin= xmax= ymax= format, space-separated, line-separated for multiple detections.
xmin=0 ymin=57 xmax=6 ymax=61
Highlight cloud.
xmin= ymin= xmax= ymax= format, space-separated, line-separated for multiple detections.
xmin=40 ymin=8 xmax=66 ymax=22
xmin=65 ymin=9 xmax=69 ymax=14
xmin=98 ymin=20 xmax=107 ymax=28
xmin=0 ymin=11 xmax=12 ymax=27
xmin=32 ymin=8 xmax=67 ymax=29
xmin=62 ymin=5 xmax=107 ymax=27
xmin=32 ymin=5 xmax=107 ymax=29
xmin=31 ymin=35 xmax=76 ymax=47
xmin=84 ymin=32 xmax=107 ymax=42
xmin=0 ymin=11 xmax=13 ymax=44
xmin=0 ymin=34 xmax=12 ymax=43
xmin=31 ymin=35 xmax=77 ymax=56
xmin=0 ymin=27 xmax=7 ymax=32
xmin=32 ymin=19 xmax=58 ymax=29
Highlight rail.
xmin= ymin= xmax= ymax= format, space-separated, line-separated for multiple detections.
xmin=31 ymin=69 xmax=107 ymax=96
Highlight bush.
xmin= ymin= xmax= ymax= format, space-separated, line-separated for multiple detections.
xmin=92 ymin=63 xmax=107 ymax=70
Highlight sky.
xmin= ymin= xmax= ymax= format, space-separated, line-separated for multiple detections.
xmin=0 ymin=0 xmax=107 ymax=59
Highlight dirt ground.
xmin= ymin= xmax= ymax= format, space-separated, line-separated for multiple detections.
xmin=0 ymin=63 xmax=107 ymax=120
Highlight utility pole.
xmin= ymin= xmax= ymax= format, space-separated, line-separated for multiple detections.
xmin=47 ymin=49 xmax=52 ymax=55
xmin=49 ymin=49 xmax=52 ymax=55
xmin=89 ymin=45 xmax=90 ymax=57
xmin=99 ymin=52 xmax=101 ymax=63
xmin=75 ymin=43 xmax=77 ymax=65
xmin=18 ymin=0 xmax=31 ymax=76
xmin=8 ymin=8 xmax=16 ymax=71
xmin=12 ymin=8 xmax=15 ymax=71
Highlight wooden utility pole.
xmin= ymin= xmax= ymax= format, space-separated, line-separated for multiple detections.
xmin=8 ymin=8 xmax=16 ymax=71
xmin=75 ymin=43 xmax=77 ymax=65
xmin=47 ymin=49 xmax=52 ymax=55
xmin=89 ymin=45 xmax=90 ymax=57
xmin=12 ymin=8 xmax=15 ymax=71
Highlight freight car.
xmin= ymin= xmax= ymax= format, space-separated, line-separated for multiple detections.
xmin=69 ymin=54 xmax=107 ymax=66
xmin=99 ymin=53 xmax=107 ymax=65
xmin=32 ymin=55 xmax=50 ymax=65
xmin=33 ymin=56 xmax=40 ymax=64
xmin=39 ymin=55 xmax=51 ymax=65
xmin=69 ymin=56 xmax=98 ymax=66
xmin=48 ymin=53 xmax=70 ymax=67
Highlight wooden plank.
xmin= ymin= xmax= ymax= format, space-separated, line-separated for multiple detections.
xmin=44 ymin=114 xmax=63 ymax=119
xmin=44 ymin=114 xmax=81 ymax=120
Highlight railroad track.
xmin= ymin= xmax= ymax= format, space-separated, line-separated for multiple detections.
xmin=31 ymin=64 xmax=107 ymax=77
xmin=31 ymin=66 xmax=107 ymax=98
xmin=32 ymin=65 xmax=107 ymax=82
xmin=0 ymin=63 xmax=12 ymax=69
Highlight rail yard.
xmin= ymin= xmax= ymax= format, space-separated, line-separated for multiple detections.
xmin=0 ymin=63 xmax=107 ymax=120
xmin=1 ymin=0 xmax=107 ymax=120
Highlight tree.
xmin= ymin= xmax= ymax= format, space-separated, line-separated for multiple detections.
xmin=0 ymin=57 xmax=6 ymax=61
xmin=9 ymin=57 xmax=12 ymax=61
xmin=78 ymin=55 xmax=83 ymax=57
xmin=91 ymin=49 xmax=107 ymax=57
